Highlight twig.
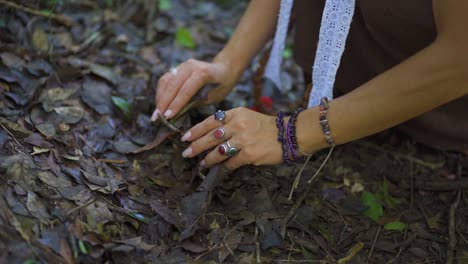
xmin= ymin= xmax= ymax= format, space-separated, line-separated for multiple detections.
xmin=367 ymin=226 xmax=381 ymax=262
xmin=65 ymin=198 xmax=96 ymax=216
xmin=255 ymin=225 xmax=261 ymax=264
xmin=356 ymin=141 xmax=445 ymax=170
xmin=385 ymin=227 xmax=413 ymax=264
xmin=0 ymin=0 xmax=73 ymax=27
xmin=281 ymin=183 xmax=313 ymax=238
xmin=289 ymin=154 xmax=312 ymax=200
xmin=307 ymin=146 xmax=334 ymax=184
xmin=0 ymin=123 xmax=22 ymax=147
xmin=338 ymin=242 xmax=364 ymax=264
xmin=446 ymin=191 xmax=461 ymax=264
xmin=158 ymin=113 xmax=181 ymax=133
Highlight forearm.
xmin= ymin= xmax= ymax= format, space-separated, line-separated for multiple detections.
xmin=213 ymin=0 xmax=280 ymax=77
xmin=297 ymin=39 xmax=468 ymax=153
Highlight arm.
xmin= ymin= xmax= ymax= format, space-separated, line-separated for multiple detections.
xmin=296 ymin=0 xmax=468 ymax=154
xmin=154 ymin=0 xmax=280 ymax=120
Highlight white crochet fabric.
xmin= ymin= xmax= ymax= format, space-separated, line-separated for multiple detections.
xmin=264 ymin=0 xmax=356 ymax=108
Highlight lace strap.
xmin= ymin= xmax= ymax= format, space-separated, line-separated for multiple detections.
xmin=308 ymin=0 xmax=355 ymax=107
xmin=264 ymin=0 xmax=294 ymax=90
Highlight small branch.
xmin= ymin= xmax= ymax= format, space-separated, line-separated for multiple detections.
xmin=158 ymin=113 xmax=182 ymax=133
xmin=255 ymin=225 xmax=261 ymax=264
xmin=337 ymin=242 xmax=364 ymax=264
xmin=307 ymin=146 xmax=334 ymax=184
xmin=446 ymin=191 xmax=461 ymax=264
xmin=0 ymin=0 xmax=73 ymax=27
xmin=367 ymin=226 xmax=381 ymax=261
xmin=356 ymin=141 xmax=445 ymax=170
xmin=281 ymin=183 xmax=313 ymax=238
xmin=289 ymin=154 xmax=312 ymax=200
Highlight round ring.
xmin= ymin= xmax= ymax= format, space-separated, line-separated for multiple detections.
xmin=218 ymin=140 xmax=238 ymax=157
xmin=214 ymin=110 xmax=226 ymax=122
xmin=213 ymin=127 xmax=225 ymax=139
xmin=169 ymin=67 xmax=178 ymax=76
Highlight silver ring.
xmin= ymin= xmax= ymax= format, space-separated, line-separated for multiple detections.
xmin=169 ymin=67 xmax=178 ymax=76
xmin=213 ymin=127 xmax=225 ymax=139
xmin=214 ymin=110 xmax=226 ymax=122
xmin=218 ymin=140 xmax=238 ymax=157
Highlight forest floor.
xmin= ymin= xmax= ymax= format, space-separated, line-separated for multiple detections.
xmin=0 ymin=0 xmax=467 ymax=263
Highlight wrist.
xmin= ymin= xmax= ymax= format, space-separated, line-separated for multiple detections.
xmin=296 ymin=107 xmax=329 ymax=154
xmin=213 ymin=51 xmax=245 ymax=81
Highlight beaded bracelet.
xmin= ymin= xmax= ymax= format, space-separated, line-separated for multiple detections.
xmin=318 ymin=97 xmax=335 ymax=147
xmin=286 ymin=107 xmax=304 ymax=161
xmin=275 ymin=111 xmax=292 ymax=165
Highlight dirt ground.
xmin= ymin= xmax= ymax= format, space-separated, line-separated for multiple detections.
xmin=0 ymin=0 xmax=467 ymax=263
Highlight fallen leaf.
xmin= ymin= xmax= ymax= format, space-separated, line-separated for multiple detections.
xmin=361 ymin=191 xmax=383 ymax=222
xmin=32 ymin=27 xmax=49 ymax=52
xmin=31 ymin=146 xmax=50 ymax=155
xmin=38 ymin=171 xmax=72 ymax=188
xmin=383 ymin=221 xmax=406 ymax=232
xmin=81 ymin=78 xmax=113 ymax=114
xmin=176 ymin=27 xmax=196 ymax=49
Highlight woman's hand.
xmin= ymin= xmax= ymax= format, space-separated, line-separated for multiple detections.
xmin=151 ymin=59 xmax=239 ymax=121
xmin=180 ymin=107 xmax=283 ymax=170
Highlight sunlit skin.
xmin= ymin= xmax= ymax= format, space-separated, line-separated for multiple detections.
xmin=154 ymin=0 xmax=468 ymax=170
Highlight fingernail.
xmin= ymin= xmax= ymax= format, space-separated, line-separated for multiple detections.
xmin=182 ymin=147 xmax=192 ymax=158
xmin=151 ymin=109 xmax=160 ymax=121
xmin=200 ymin=160 xmax=206 ymax=167
xmin=181 ymin=131 xmax=191 ymax=142
xmin=163 ymin=109 xmax=173 ymax=119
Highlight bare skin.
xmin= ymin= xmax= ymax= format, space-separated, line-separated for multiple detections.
xmin=159 ymin=0 xmax=468 ymax=170
xmin=152 ymin=0 xmax=280 ymax=121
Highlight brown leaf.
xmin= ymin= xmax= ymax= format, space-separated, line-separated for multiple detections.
xmin=24 ymin=133 xmax=54 ymax=148
xmin=32 ymin=27 xmax=49 ymax=52
xmin=150 ymin=200 xmax=184 ymax=230
xmin=38 ymin=171 xmax=72 ymax=188
xmin=132 ymin=127 xmax=176 ymax=154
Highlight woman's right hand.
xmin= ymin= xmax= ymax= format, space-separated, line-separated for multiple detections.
xmin=151 ymin=58 xmax=238 ymax=121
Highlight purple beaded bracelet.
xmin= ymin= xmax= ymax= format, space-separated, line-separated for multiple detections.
xmin=276 ymin=111 xmax=292 ymax=165
xmin=286 ymin=108 xmax=304 ymax=161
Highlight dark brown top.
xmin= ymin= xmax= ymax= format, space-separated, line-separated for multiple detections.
xmin=293 ymin=0 xmax=468 ymax=151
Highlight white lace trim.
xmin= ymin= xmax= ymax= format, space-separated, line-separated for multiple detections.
xmin=264 ymin=0 xmax=294 ymax=87
xmin=308 ymin=0 xmax=355 ymax=107
xmin=263 ymin=0 xmax=356 ymax=108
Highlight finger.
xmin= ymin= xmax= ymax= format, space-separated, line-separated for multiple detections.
xmin=222 ymin=151 xmax=250 ymax=170
xmin=181 ymin=109 xmax=234 ymax=142
xmin=152 ymin=73 xmax=173 ymax=121
xmin=201 ymin=141 xmax=239 ymax=168
xmin=165 ymin=72 xmax=208 ymax=118
xmin=157 ymin=64 xmax=192 ymax=118
xmin=182 ymin=125 xmax=233 ymax=158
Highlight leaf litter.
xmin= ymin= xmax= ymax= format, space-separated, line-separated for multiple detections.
xmin=0 ymin=0 xmax=466 ymax=263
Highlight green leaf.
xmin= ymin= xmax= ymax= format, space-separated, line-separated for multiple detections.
xmin=361 ymin=191 xmax=384 ymax=221
xmin=384 ymin=221 xmax=406 ymax=232
xmin=283 ymin=47 xmax=293 ymax=59
xmin=111 ymin=96 xmax=132 ymax=119
xmin=78 ymin=240 xmax=88 ymax=254
xmin=104 ymin=0 xmax=113 ymax=7
xmin=23 ymin=260 xmax=37 ymax=264
xmin=176 ymin=27 xmax=196 ymax=49
xmin=159 ymin=0 xmax=172 ymax=11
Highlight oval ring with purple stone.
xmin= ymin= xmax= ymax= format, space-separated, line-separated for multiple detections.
xmin=214 ymin=110 xmax=226 ymax=122
xmin=213 ymin=127 xmax=225 ymax=139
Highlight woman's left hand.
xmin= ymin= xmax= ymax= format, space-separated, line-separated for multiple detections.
xmin=180 ymin=107 xmax=283 ymax=170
